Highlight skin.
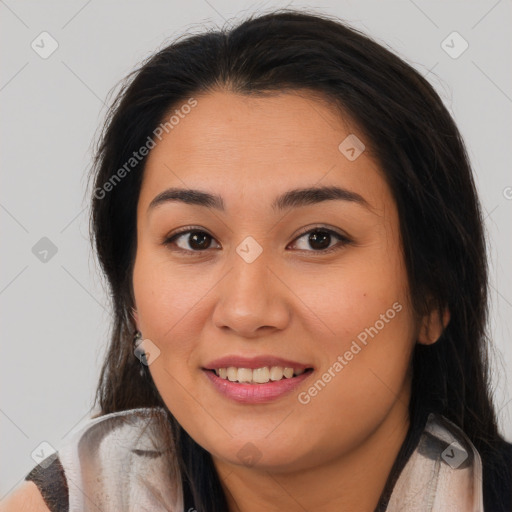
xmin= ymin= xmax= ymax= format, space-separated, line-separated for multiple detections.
xmin=131 ymin=89 xmax=446 ymax=511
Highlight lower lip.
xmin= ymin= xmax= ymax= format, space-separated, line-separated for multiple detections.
xmin=203 ymin=369 xmax=313 ymax=404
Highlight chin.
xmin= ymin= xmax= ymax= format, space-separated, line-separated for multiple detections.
xmin=203 ymin=429 xmax=321 ymax=473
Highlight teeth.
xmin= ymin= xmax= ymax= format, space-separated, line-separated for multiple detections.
xmin=283 ymin=367 xmax=294 ymax=379
xmin=214 ymin=366 xmax=307 ymax=384
xmin=270 ymin=366 xmax=284 ymax=381
xmin=253 ymin=367 xmax=270 ymax=383
xmin=237 ymin=368 xmax=253 ymax=383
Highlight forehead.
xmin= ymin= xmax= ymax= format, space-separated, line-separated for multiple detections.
xmin=138 ymin=89 xmax=390 ymax=214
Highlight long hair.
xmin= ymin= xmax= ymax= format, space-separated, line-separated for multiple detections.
xmin=88 ymin=9 xmax=507 ymax=510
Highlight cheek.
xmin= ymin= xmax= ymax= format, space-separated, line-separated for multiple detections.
xmin=293 ymin=241 xmax=412 ymax=359
xmin=290 ymin=245 xmax=415 ymax=427
xmin=291 ymin=304 xmax=414 ymax=464
xmin=299 ymin=288 xmax=414 ymax=410
xmin=133 ymin=246 xmax=201 ymax=335
xmin=131 ymin=251 xmax=209 ymax=395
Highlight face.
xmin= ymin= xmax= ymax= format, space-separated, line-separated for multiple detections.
xmin=132 ymin=89 xmax=425 ymax=473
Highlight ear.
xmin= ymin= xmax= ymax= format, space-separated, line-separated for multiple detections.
xmin=417 ymin=306 xmax=450 ymax=345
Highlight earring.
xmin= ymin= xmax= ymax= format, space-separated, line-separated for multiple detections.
xmin=133 ymin=330 xmax=146 ymax=377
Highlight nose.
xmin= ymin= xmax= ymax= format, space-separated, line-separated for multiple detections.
xmin=211 ymin=246 xmax=290 ymax=338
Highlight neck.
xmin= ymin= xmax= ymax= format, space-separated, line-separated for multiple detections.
xmin=213 ymin=395 xmax=411 ymax=512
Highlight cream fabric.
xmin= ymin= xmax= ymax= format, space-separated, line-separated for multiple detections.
xmin=57 ymin=407 xmax=483 ymax=511
xmin=58 ymin=408 xmax=183 ymax=511
xmin=387 ymin=413 xmax=483 ymax=511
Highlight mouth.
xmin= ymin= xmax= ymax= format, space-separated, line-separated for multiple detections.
xmin=207 ymin=366 xmax=312 ymax=384
xmin=202 ymin=356 xmax=314 ymax=403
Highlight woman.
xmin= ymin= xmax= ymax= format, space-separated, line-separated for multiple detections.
xmin=3 ymin=8 xmax=511 ymax=512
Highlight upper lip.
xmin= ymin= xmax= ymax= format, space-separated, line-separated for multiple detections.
xmin=204 ymin=355 xmax=313 ymax=371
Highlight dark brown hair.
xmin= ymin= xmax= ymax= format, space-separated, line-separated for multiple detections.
xmin=88 ymin=8 xmax=508 ymax=510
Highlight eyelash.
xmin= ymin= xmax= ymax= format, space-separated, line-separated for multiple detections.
xmin=162 ymin=225 xmax=352 ymax=256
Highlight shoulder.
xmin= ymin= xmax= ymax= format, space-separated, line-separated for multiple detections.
xmin=3 ymin=407 xmax=183 ymax=512
xmin=0 ymin=480 xmax=51 ymax=512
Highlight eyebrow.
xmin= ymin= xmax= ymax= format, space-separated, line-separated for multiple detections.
xmin=147 ymin=185 xmax=372 ymax=214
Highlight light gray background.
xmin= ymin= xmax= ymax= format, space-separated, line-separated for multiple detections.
xmin=1 ymin=0 xmax=511 ymax=497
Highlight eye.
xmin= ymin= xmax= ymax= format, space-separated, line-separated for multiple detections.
xmin=164 ymin=228 xmax=220 ymax=253
xmin=289 ymin=227 xmax=351 ymax=254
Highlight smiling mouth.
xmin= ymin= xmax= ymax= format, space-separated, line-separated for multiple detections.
xmin=207 ymin=366 xmax=314 ymax=384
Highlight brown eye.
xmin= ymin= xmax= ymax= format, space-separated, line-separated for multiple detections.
xmin=186 ymin=231 xmax=213 ymax=250
xmin=290 ymin=228 xmax=350 ymax=254
xmin=308 ymin=230 xmax=331 ymax=250
xmin=164 ymin=230 xmax=221 ymax=253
